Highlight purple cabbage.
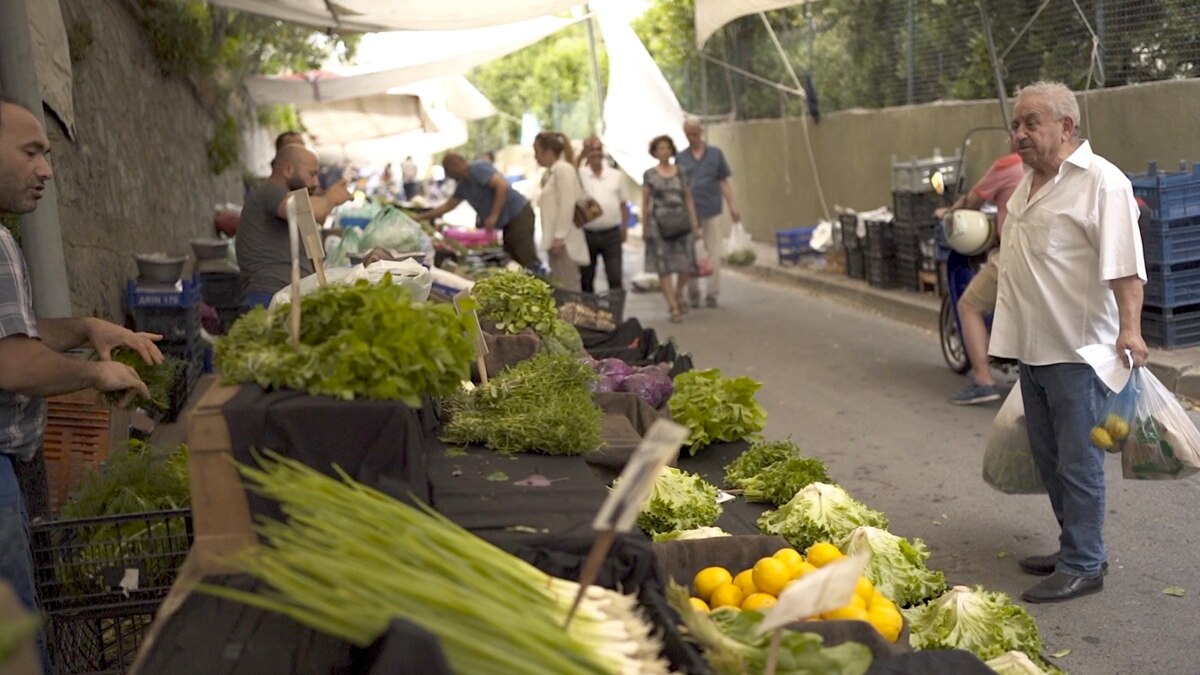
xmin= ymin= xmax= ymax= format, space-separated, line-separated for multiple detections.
xmin=594 ymin=374 xmax=622 ymax=393
xmin=595 ymin=358 xmax=633 ymax=379
xmin=618 ymin=368 xmax=674 ymax=408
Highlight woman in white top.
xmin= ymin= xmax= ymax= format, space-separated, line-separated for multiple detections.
xmin=533 ymin=131 xmax=590 ymax=290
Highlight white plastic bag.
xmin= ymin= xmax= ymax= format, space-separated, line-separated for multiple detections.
xmin=723 ymin=222 xmax=756 ymax=266
xmin=269 ymin=258 xmax=432 ymax=309
xmin=809 ymin=220 xmax=834 ymax=252
xmin=695 ymin=240 xmax=713 ymax=277
xmin=982 ymin=384 xmax=1046 ymax=494
xmin=1114 ymin=368 xmax=1200 ymax=481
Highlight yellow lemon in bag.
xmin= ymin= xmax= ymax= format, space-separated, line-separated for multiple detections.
xmin=1089 ymin=426 xmax=1115 ymax=450
xmin=752 ymin=558 xmax=791 ymax=596
xmin=694 ymin=567 xmax=732 ymax=602
xmin=1104 ymin=414 xmax=1131 ymax=441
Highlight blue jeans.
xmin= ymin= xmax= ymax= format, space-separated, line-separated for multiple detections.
xmin=1019 ymin=362 xmax=1109 ymax=576
xmin=1 ymin=454 xmax=49 ymax=669
xmin=241 ymin=291 xmax=275 ymax=314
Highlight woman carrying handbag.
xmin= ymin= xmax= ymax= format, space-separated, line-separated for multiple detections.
xmin=533 ymin=131 xmax=590 ymax=290
xmin=642 ymin=134 xmax=701 ymax=323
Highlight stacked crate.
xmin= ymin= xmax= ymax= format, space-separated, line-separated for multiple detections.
xmin=199 ymin=270 xmax=242 ymax=335
xmin=864 ymin=216 xmax=899 ymax=289
xmin=125 ymin=276 xmax=208 ymax=421
xmin=838 ymin=213 xmax=866 ymax=281
xmin=891 ymin=151 xmax=958 ymax=293
xmin=1132 ymin=161 xmax=1200 ymax=348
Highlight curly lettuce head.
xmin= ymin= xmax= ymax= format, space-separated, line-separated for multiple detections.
xmin=756 ymin=482 xmax=888 ymax=550
xmin=903 ymin=585 xmax=1044 ymax=664
xmin=838 ymin=526 xmax=946 ymax=607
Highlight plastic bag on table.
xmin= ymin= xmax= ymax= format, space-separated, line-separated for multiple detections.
xmin=359 ymin=205 xmax=432 ymax=257
xmin=268 ymin=259 xmax=432 ymax=309
xmin=723 ymin=221 xmax=756 ymax=266
xmin=695 ymin=241 xmax=713 ymax=277
xmin=1106 ymin=367 xmax=1200 ymax=480
xmin=982 ymin=384 xmax=1045 ymax=494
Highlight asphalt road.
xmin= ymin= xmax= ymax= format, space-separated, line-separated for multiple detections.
xmin=623 ymin=265 xmax=1200 ymax=675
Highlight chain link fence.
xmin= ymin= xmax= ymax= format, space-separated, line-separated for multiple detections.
xmin=676 ymin=0 xmax=1200 ymax=120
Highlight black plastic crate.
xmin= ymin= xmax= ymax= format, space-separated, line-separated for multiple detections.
xmin=846 ymin=248 xmax=866 ymax=280
xmin=553 ymin=288 xmax=626 ymax=332
xmin=866 ymin=254 xmax=899 ymax=289
xmin=130 ymin=304 xmax=200 ymax=346
xmin=864 ymin=219 xmax=895 ymax=258
xmin=199 ymin=271 xmax=241 ymax=309
xmin=894 ymin=224 xmax=934 ymax=258
xmin=895 ymin=254 xmax=923 ymax=291
xmin=1145 ymin=259 xmax=1200 ymax=307
xmin=892 ymin=191 xmax=941 ymax=226
xmin=30 ymin=509 xmax=193 ymax=613
xmin=48 ymin=599 xmax=160 ymax=675
xmin=837 ymin=213 xmax=862 ymax=251
xmin=1142 ymin=302 xmax=1200 ymax=348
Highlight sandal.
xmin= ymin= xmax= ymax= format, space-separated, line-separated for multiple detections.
xmin=670 ymin=309 xmax=684 ymax=323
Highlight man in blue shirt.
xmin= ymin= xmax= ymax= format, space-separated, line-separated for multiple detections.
xmin=676 ymin=118 xmax=741 ymax=308
xmin=414 ymin=153 xmax=538 ymax=269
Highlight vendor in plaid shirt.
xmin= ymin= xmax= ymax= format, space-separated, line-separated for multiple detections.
xmin=0 ymin=98 xmax=163 ymax=664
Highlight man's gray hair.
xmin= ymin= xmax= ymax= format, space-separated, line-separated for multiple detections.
xmin=683 ymin=116 xmax=703 ymax=130
xmin=1015 ymin=81 xmax=1081 ymax=135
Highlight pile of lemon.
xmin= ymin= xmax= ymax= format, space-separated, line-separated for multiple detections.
xmin=1090 ymin=413 xmax=1131 ymax=452
xmin=688 ymin=543 xmax=903 ymax=643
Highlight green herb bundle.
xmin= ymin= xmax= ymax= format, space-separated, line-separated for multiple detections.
xmin=99 ymin=348 xmax=184 ymax=411
xmin=441 ymin=353 xmax=602 ymax=454
xmin=724 ymin=439 xmax=803 ymax=487
xmin=668 ymin=369 xmax=767 ymax=455
xmin=614 ymin=466 xmax=722 ymax=536
xmin=739 ymin=455 xmax=831 ymax=506
xmin=62 ymin=440 xmax=189 ymax=519
xmin=472 ymin=270 xmax=558 ymax=335
xmin=215 ymin=277 xmax=476 ymax=405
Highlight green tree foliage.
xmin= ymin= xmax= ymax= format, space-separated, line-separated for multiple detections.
xmin=465 ymin=23 xmax=606 ymax=157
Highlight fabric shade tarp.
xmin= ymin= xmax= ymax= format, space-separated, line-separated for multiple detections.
xmin=595 ymin=6 xmax=687 ymax=186
xmin=244 ymin=16 xmax=580 ymax=105
xmin=207 ymin=0 xmax=581 ymax=32
xmin=28 ymin=0 xmax=75 ymax=138
xmin=694 ymin=0 xmax=812 ymax=48
xmin=298 ymin=92 xmax=434 ymax=147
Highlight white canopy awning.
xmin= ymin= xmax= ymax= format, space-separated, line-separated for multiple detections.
xmin=299 ymin=93 xmax=433 ymax=147
xmin=244 ymin=16 xmax=581 ymax=105
xmin=695 ymin=0 xmax=808 ymax=48
xmin=207 ymin=0 xmax=581 ymax=33
xmin=390 ymin=76 xmax=497 ymax=121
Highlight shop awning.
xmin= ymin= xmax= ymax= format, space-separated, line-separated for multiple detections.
xmin=207 ymin=0 xmax=581 ymax=33
xmin=244 ymin=16 xmax=581 ymax=105
xmin=298 ymin=93 xmax=434 ymax=147
xmin=694 ymin=0 xmax=810 ymax=48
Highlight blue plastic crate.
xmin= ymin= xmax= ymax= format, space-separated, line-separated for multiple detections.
xmin=776 ymin=226 xmax=818 ymax=265
xmin=1131 ymin=162 xmax=1200 ymax=221
xmin=126 ymin=275 xmax=200 ymax=309
xmin=1141 ymin=213 xmax=1200 ymax=265
xmin=1142 ymin=302 xmax=1200 ymax=349
xmin=1145 ymin=260 xmax=1200 ymax=307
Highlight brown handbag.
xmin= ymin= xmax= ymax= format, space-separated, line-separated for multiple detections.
xmin=572 ymin=167 xmax=604 ymax=227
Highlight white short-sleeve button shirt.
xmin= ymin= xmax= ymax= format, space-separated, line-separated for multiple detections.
xmin=990 ymin=141 xmax=1146 ymax=365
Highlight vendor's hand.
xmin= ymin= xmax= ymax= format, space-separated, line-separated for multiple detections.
xmin=730 ymin=207 xmax=741 ymax=224
xmin=482 ymin=214 xmax=499 ymax=231
xmin=88 ymin=361 xmax=150 ymax=408
xmin=551 ymin=237 xmax=565 ymax=254
xmin=620 ymin=227 xmax=628 ymax=244
xmin=89 ymin=320 xmax=163 ymax=365
xmin=694 ymin=225 xmax=703 ymax=237
xmin=326 ymin=179 xmax=352 ymax=206
xmin=1116 ymin=331 xmax=1149 ymax=368
xmin=934 ymin=207 xmax=950 ymax=220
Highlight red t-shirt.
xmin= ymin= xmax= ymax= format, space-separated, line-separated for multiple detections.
xmin=970 ymin=153 xmax=1024 ymax=236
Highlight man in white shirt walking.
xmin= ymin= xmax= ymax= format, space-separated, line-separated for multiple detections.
xmin=990 ymin=81 xmax=1147 ymax=603
xmin=578 ymin=136 xmax=631 ymax=292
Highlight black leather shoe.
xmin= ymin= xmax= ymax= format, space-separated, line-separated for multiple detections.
xmin=1018 ymin=552 xmax=1108 ymax=577
xmin=1021 ymin=570 xmax=1104 ymax=603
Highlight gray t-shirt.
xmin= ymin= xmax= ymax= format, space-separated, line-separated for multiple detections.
xmin=675 ymin=145 xmax=731 ymax=219
xmin=236 ymin=182 xmax=314 ymax=297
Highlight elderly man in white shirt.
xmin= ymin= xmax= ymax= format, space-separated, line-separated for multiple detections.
xmin=578 ymin=136 xmax=631 ymax=293
xmin=990 ymin=81 xmax=1147 ymax=604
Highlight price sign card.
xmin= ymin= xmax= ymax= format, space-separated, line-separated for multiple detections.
xmin=756 ymin=551 xmax=870 ymax=635
xmin=288 ymin=189 xmax=324 ymax=264
xmin=593 ymin=419 xmax=687 ymax=533
xmin=452 ymin=289 xmax=489 ymax=358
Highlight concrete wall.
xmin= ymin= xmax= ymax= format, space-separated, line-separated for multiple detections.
xmin=706 ymin=79 xmax=1200 ymax=243
xmin=41 ymin=0 xmax=241 ymax=320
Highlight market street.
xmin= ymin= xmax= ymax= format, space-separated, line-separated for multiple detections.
xmin=626 ymin=265 xmax=1200 ymax=675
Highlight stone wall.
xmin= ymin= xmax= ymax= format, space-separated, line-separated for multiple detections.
xmin=706 ymin=79 xmax=1200 ymax=243
xmin=46 ymin=0 xmax=241 ymax=320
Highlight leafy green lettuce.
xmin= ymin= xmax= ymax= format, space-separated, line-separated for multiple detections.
xmin=757 ymin=483 xmax=888 ymax=550
xmin=472 ymin=270 xmax=557 ymax=335
xmin=725 ymin=439 xmax=801 ymax=487
xmin=616 ymin=466 xmax=722 ymax=536
xmin=669 ymin=369 xmax=767 ymax=454
xmin=903 ymin=585 xmax=1046 ymax=665
xmin=837 ymin=526 xmax=946 ymax=607
xmin=667 ymin=583 xmax=873 ymax=675
xmin=740 ymin=455 xmax=831 ymax=506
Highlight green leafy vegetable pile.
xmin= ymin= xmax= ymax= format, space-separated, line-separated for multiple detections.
xmin=61 ymin=440 xmax=189 ymax=518
xmin=724 ymin=439 xmax=830 ymax=506
xmin=99 ymin=348 xmax=184 ymax=411
xmin=441 ymin=353 xmax=602 ymax=455
xmin=472 ymin=270 xmax=558 ymax=335
xmin=668 ymin=583 xmax=872 ymax=675
xmin=668 ymin=369 xmax=766 ymax=454
xmin=215 ymin=277 xmax=476 ymax=405
xmin=757 ymin=482 xmax=888 ymax=551
xmin=838 ymin=526 xmax=947 ymax=608
xmin=903 ymin=585 xmax=1047 ymax=667
xmin=614 ymin=466 xmax=722 ymax=536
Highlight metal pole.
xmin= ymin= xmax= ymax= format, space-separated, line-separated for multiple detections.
xmin=978 ymin=3 xmax=1012 ymax=132
xmin=906 ymin=0 xmax=915 ymax=104
xmin=0 ymin=0 xmax=72 ymax=318
xmin=1094 ymin=0 xmax=1106 ymax=86
xmin=700 ymin=52 xmax=708 ymax=118
xmin=807 ymin=4 xmax=815 ymax=70
xmin=584 ymin=7 xmax=605 ymax=135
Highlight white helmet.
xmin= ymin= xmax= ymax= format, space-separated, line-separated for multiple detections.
xmin=944 ymin=209 xmax=996 ymax=256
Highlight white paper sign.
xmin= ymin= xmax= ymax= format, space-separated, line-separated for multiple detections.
xmin=756 ymin=552 xmax=870 ymax=636
xmin=1077 ymin=343 xmax=1134 ymax=394
xmin=593 ymin=420 xmax=687 ymax=532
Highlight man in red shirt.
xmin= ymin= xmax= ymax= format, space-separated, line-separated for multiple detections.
xmin=937 ymin=146 xmax=1025 ymax=405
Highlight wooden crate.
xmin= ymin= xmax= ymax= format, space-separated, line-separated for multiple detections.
xmin=44 ymin=389 xmax=112 ymax=512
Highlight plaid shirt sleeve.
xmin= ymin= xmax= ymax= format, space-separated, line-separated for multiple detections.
xmin=0 ymin=229 xmax=39 ymax=341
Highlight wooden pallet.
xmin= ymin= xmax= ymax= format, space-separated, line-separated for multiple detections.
xmin=44 ymin=389 xmax=112 ymax=512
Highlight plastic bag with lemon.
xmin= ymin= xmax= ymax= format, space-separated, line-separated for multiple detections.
xmin=687 ymin=544 xmax=904 ymax=643
xmin=1090 ymin=369 xmax=1140 ymax=454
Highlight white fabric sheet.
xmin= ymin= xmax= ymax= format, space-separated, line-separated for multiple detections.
xmin=207 ymin=0 xmax=581 ymax=32
xmin=695 ymin=0 xmax=813 ymax=48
